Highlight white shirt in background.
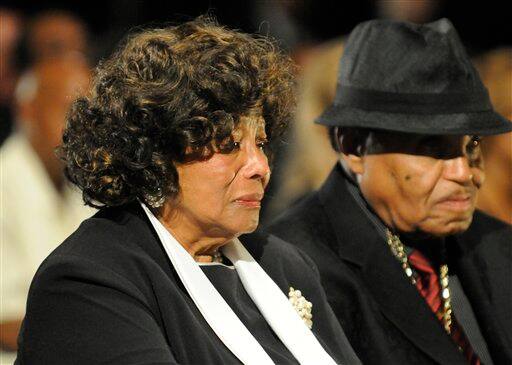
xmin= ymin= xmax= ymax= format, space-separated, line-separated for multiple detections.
xmin=0 ymin=132 xmax=96 ymax=322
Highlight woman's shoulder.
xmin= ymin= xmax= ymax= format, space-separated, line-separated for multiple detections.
xmin=33 ymin=203 xmax=172 ymax=295
xmin=48 ymin=203 xmax=159 ymax=260
xmin=241 ymin=231 xmax=305 ymax=260
xmin=240 ymin=231 xmax=320 ymax=282
xmin=19 ymin=204 xmax=179 ymax=364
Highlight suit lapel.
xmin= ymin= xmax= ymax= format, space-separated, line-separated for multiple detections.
xmin=318 ymin=165 xmax=467 ymax=365
xmin=452 ymin=228 xmax=512 ymax=364
xmin=364 ymin=238 xmax=467 ymax=365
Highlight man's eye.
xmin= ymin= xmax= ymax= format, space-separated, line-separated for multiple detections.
xmin=466 ymin=136 xmax=482 ymax=166
xmin=466 ymin=136 xmax=481 ymax=155
xmin=467 ymin=136 xmax=481 ymax=150
xmin=418 ymin=137 xmax=445 ymax=158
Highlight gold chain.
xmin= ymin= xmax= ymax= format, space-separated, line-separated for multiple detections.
xmin=386 ymin=229 xmax=452 ymax=334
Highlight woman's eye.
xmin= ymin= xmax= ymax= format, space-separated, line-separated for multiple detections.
xmin=218 ymin=138 xmax=268 ymax=154
xmin=227 ymin=141 xmax=241 ymax=153
xmin=217 ymin=139 xmax=241 ymax=154
xmin=257 ymin=140 xmax=269 ymax=150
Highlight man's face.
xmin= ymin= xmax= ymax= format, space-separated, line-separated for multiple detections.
xmin=345 ymin=131 xmax=484 ymax=237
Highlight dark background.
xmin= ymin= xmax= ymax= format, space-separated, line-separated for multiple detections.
xmin=7 ymin=0 xmax=512 ymax=60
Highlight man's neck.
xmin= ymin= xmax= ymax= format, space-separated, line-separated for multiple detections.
xmin=399 ymin=231 xmax=446 ymax=266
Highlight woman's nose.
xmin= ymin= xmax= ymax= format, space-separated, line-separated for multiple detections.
xmin=242 ymin=145 xmax=271 ymax=182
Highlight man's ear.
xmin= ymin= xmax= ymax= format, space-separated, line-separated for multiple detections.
xmin=340 ymin=152 xmax=365 ymax=175
xmin=337 ymin=128 xmax=366 ymax=176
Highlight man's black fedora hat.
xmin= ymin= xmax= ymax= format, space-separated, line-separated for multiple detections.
xmin=316 ymin=18 xmax=512 ymax=135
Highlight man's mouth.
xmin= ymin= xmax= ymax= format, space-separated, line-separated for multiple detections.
xmin=437 ymin=195 xmax=473 ymax=211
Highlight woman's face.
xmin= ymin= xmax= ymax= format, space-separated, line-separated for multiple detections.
xmin=174 ymin=115 xmax=270 ymax=239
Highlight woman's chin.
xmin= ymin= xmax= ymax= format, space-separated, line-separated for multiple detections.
xmin=232 ymin=214 xmax=261 ymax=235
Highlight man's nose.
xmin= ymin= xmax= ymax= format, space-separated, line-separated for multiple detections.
xmin=443 ymin=156 xmax=473 ymax=184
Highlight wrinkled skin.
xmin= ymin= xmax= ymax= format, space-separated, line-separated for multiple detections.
xmin=342 ymin=131 xmax=484 ymax=237
xmin=160 ymin=115 xmax=270 ymax=257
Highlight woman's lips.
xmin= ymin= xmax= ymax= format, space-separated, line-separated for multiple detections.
xmin=234 ymin=193 xmax=263 ymax=208
xmin=235 ymin=200 xmax=262 ymax=208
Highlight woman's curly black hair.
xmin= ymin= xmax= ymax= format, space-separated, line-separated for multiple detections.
xmin=60 ymin=16 xmax=296 ymax=208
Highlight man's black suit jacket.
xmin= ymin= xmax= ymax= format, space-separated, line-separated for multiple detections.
xmin=267 ymin=164 xmax=512 ymax=364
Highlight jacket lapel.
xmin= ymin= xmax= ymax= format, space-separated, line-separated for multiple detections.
xmin=453 ymin=224 xmax=512 ymax=364
xmin=318 ymin=165 xmax=467 ymax=365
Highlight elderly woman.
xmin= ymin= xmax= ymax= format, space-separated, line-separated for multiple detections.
xmin=16 ymin=18 xmax=359 ymax=365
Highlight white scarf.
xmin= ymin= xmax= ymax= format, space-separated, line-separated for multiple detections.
xmin=140 ymin=203 xmax=338 ymax=365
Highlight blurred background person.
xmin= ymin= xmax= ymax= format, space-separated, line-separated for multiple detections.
xmin=16 ymin=9 xmax=89 ymax=68
xmin=0 ymin=8 xmax=23 ymax=145
xmin=474 ymin=48 xmax=512 ymax=224
xmin=1 ymin=10 xmax=93 ymax=356
xmin=0 ymin=55 xmax=96 ymax=352
xmin=1 ymin=9 xmax=89 ymax=150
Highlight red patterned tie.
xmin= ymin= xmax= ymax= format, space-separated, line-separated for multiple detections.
xmin=408 ymin=250 xmax=481 ymax=365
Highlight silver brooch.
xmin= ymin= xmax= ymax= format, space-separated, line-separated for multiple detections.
xmin=288 ymin=287 xmax=313 ymax=329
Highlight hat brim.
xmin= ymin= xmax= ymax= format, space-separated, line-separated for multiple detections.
xmin=316 ymin=105 xmax=512 ymax=136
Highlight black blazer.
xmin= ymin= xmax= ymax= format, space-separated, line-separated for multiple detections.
xmin=266 ymin=164 xmax=512 ymax=365
xmin=16 ymin=202 xmax=360 ymax=364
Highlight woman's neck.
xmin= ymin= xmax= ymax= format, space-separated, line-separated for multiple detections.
xmin=156 ymin=203 xmax=233 ymax=261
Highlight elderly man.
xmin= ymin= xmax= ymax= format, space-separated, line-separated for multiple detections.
xmin=267 ymin=19 xmax=512 ymax=364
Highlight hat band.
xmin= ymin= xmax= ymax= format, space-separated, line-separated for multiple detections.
xmin=335 ymin=86 xmax=492 ymax=114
